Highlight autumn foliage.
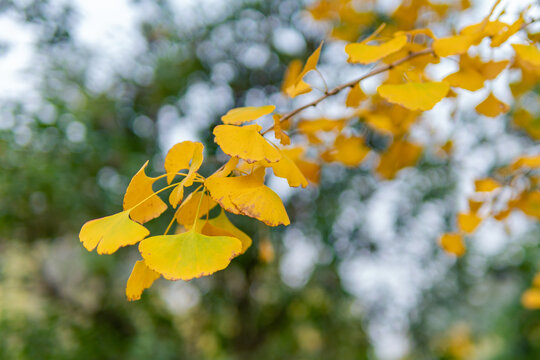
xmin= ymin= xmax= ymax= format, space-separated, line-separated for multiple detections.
xmin=79 ymin=0 xmax=540 ymax=302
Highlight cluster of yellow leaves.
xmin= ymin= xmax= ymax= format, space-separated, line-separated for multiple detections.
xmin=80 ymin=0 xmax=540 ymax=303
xmin=440 ymin=154 xmax=540 ymax=257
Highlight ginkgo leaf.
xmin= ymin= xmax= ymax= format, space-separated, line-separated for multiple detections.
xmin=80 ymin=210 xmax=149 ymax=255
xmin=513 ymin=44 xmax=540 ymax=67
xmin=221 ymin=105 xmax=276 ymax=125
xmin=475 ymin=93 xmax=509 ymax=117
xmin=139 ymin=229 xmax=242 ymax=281
xmin=439 ymin=233 xmax=466 ymax=256
xmin=376 ymin=140 xmax=422 ymax=179
xmin=126 ymin=260 xmax=160 ymax=301
xmin=282 ymin=59 xmax=307 ymax=95
xmin=511 ymin=155 xmax=540 ymax=170
xmin=517 ymin=191 xmax=540 ymax=219
xmin=346 ymin=83 xmax=367 ymax=107
xmin=285 ymin=42 xmax=323 ymax=98
xmin=123 ymin=161 xmax=168 ymax=224
xmin=297 ymin=118 xmax=347 ymax=135
xmin=345 ymin=35 xmax=407 ymax=64
xmin=443 ymin=68 xmax=485 ymax=92
xmin=176 ymin=190 xmax=217 ymax=227
xmin=273 ymin=114 xmax=290 ymax=146
xmin=201 ymin=210 xmax=252 ymax=253
xmin=164 ymin=141 xmax=204 ymax=185
xmin=265 ymin=149 xmax=308 ymax=188
xmin=457 ymin=212 xmax=482 ymax=234
xmin=433 ymin=34 xmax=476 ymax=57
xmin=322 ymin=135 xmax=370 ymax=167
xmin=491 ymin=17 xmax=524 ymax=47
xmin=377 ymin=82 xmax=449 ymax=111
xmin=475 ymin=178 xmax=501 ymax=192
xmin=213 ymin=124 xmax=281 ymax=163
xmin=482 ymin=60 xmax=509 ymax=80
xmin=205 ymin=168 xmax=290 ymax=226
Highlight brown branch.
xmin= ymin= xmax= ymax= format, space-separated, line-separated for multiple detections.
xmin=261 ymin=47 xmax=435 ymax=135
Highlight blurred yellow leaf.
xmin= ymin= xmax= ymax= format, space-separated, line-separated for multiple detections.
xmin=433 ymin=34 xmax=475 ymax=57
xmin=511 ymin=155 xmax=540 ymax=170
xmin=139 ymin=229 xmax=242 ymax=281
xmin=221 ymin=105 xmax=275 ymax=125
xmin=522 ymin=288 xmax=540 ymax=309
xmin=475 ymin=93 xmax=509 ymax=117
xmin=322 ymin=135 xmax=370 ymax=167
xmin=457 ymin=212 xmax=482 ymax=234
xmin=80 ymin=211 xmax=149 ymax=255
xmin=443 ymin=68 xmax=485 ymax=91
xmin=126 ymin=260 xmax=160 ymax=301
xmin=213 ymin=124 xmax=281 ymax=163
xmin=345 ymin=35 xmax=407 ymax=64
xmin=346 ymin=83 xmax=367 ymax=107
xmin=376 ymin=140 xmax=422 ymax=179
xmin=513 ymin=44 xmax=540 ymax=67
xmin=516 ymin=191 xmax=540 ymax=219
xmin=440 ymin=233 xmax=466 ymax=256
xmin=377 ymin=82 xmax=449 ymax=110
xmin=286 ymin=42 xmax=323 ymax=98
xmin=474 ymin=178 xmax=501 ymax=192
xmin=258 ymin=237 xmax=275 ymax=263
xmin=123 ymin=161 xmax=168 ymax=224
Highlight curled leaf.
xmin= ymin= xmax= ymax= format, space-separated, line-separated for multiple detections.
xmin=126 ymin=260 xmax=160 ymax=301
xmin=123 ymin=161 xmax=168 ymax=224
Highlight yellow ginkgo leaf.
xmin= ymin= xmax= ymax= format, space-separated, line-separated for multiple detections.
xmin=512 ymin=44 xmax=540 ymax=67
xmin=164 ymin=141 xmax=204 ymax=185
xmin=378 ymin=82 xmax=449 ymax=111
xmin=280 ymin=147 xmax=320 ymax=184
xmin=511 ymin=155 xmax=540 ymax=170
xmin=221 ymin=105 xmax=276 ymax=125
xmin=433 ymin=34 xmax=476 ymax=57
xmin=522 ymin=288 xmax=540 ymax=309
xmin=322 ymin=135 xmax=370 ymax=167
xmin=139 ymin=229 xmax=242 ymax=281
xmin=376 ymin=140 xmax=422 ymax=179
xmin=457 ymin=212 xmax=482 ymax=234
xmin=475 ymin=93 xmax=510 ymax=117
xmin=517 ymin=191 xmax=540 ymax=219
xmin=440 ymin=233 xmax=466 ymax=256
xmin=123 ymin=161 xmax=168 ymax=224
xmin=475 ymin=178 xmax=501 ymax=192
xmin=265 ymin=149 xmax=308 ymax=188
xmin=201 ymin=210 xmax=252 ymax=253
xmin=273 ymin=114 xmax=291 ymax=146
xmin=206 ymin=168 xmax=290 ymax=226
xmin=282 ymin=59 xmax=307 ymax=95
xmin=346 ymin=83 xmax=367 ymax=107
xmin=285 ymin=42 xmax=323 ymax=98
xmin=491 ymin=17 xmax=524 ymax=47
xmin=213 ymin=124 xmax=281 ymax=163
xmin=126 ymin=260 xmax=160 ymax=301
xmin=345 ymin=35 xmax=407 ymax=64
xmin=176 ymin=190 xmax=217 ymax=227
xmin=80 ymin=210 xmax=149 ymax=255
xmin=482 ymin=60 xmax=509 ymax=80
xmin=443 ymin=68 xmax=485 ymax=92
xmin=297 ymin=118 xmax=347 ymax=135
